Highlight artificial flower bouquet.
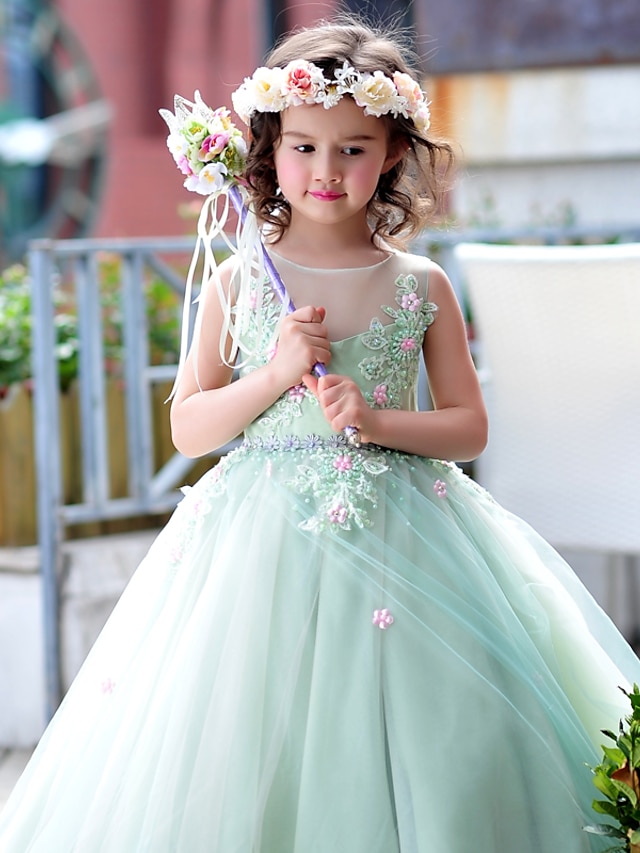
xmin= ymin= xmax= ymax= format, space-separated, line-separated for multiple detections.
xmin=160 ymin=92 xmax=248 ymax=196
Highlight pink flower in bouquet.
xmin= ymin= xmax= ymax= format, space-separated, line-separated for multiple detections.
xmin=200 ymin=131 xmax=231 ymax=160
xmin=177 ymin=154 xmax=193 ymax=176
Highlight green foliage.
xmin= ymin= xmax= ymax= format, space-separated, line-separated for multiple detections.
xmin=0 ymin=258 xmax=181 ymax=394
xmin=0 ymin=265 xmax=80 ymax=393
xmin=585 ymin=685 xmax=640 ymax=852
xmin=0 ymin=265 xmax=32 ymax=389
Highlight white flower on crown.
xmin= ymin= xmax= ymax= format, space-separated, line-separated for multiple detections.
xmin=351 ymin=70 xmax=402 ymax=118
xmin=231 ymin=60 xmax=431 ymax=134
xmin=245 ymin=66 xmax=288 ymax=115
xmin=230 ymin=86 xmax=252 ymax=126
xmin=412 ymin=103 xmax=431 ymax=134
xmin=333 ymin=60 xmax=361 ymax=93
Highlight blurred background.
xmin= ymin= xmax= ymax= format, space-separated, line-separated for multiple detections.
xmin=0 ymin=0 xmax=639 ymax=759
xmin=1 ymin=0 xmax=640 ymax=263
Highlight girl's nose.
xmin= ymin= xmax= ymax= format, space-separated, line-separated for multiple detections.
xmin=314 ymin=152 xmax=341 ymax=184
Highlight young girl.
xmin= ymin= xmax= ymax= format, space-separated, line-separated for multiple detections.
xmin=1 ymin=19 xmax=638 ymax=853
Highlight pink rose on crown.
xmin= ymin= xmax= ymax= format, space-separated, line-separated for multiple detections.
xmin=282 ymin=61 xmax=323 ymax=105
xmin=393 ymin=71 xmax=423 ymax=113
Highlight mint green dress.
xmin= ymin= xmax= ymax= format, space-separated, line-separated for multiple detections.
xmin=0 ymin=251 xmax=638 ymax=852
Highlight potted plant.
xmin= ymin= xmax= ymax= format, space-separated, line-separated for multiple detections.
xmin=585 ymin=684 xmax=640 ymax=852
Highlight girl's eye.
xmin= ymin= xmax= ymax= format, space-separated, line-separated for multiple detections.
xmin=343 ymin=147 xmax=364 ymax=156
xmin=294 ymin=144 xmax=315 ymax=153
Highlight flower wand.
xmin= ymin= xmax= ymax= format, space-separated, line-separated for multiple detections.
xmin=160 ymin=91 xmax=361 ymax=447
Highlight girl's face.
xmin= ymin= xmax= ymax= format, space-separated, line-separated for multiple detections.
xmin=273 ymin=96 xmax=401 ymax=232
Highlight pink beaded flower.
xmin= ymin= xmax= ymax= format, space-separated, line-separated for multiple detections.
xmin=373 ymin=384 xmax=389 ymax=406
xmin=288 ymin=384 xmax=306 ymax=403
xmin=400 ymin=337 xmax=416 ymax=352
xmin=328 ymin=504 xmax=348 ymax=525
xmin=433 ymin=479 xmax=447 ymax=498
xmin=400 ymin=292 xmax=423 ymax=312
xmin=372 ymin=608 xmax=394 ymax=629
xmin=333 ymin=454 xmax=353 ymax=472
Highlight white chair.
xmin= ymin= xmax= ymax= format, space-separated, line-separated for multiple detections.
xmin=453 ymin=242 xmax=640 ymax=640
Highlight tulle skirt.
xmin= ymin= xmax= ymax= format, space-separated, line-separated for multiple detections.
xmin=0 ymin=442 xmax=637 ymax=852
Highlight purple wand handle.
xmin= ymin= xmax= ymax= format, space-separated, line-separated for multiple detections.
xmin=227 ymin=185 xmax=361 ymax=447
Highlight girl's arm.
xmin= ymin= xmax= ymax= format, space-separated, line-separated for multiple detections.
xmin=170 ymin=259 xmax=332 ymax=458
xmin=305 ymin=263 xmax=488 ymax=462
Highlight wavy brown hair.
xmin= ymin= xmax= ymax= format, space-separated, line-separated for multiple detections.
xmin=242 ymin=20 xmax=454 ymax=248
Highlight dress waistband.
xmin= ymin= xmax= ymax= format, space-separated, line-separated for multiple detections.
xmin=241 ymin=433 xmax=366 ymax=453
xmin=237 ymin=434 xmax=429 ymax=464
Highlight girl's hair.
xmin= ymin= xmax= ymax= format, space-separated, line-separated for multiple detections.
xmin=244 ymin=20 xmax=454 ymax=247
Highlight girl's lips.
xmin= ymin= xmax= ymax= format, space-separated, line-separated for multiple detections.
xmin=309 ymin=191 xmax=345 ymax=201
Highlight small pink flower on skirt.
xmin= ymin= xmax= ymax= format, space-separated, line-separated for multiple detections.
xmin=372 ymin=608 xmax=394 ymax=629
xmin=327 ymin=504 xmax=348 ymax=525
xmin=373 ymin=384 xmax=388 ymax=406
xmin=266 ymin=344 xmax=278 ymax=361
xmin=333 ymin=454 xmax=353 ymax=472
xmin=400 ymin=337 xmax=416 ymax=352
xmin=433 ymin=479 xmax=447 ymax=498
xmin=101 ymin=678 xmax=116 ymax=695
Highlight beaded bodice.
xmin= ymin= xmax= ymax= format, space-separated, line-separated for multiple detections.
xmin=236 ymin=251 xmax=437 ymax=443
xmin=175 ymin=252 xmax=443 ymax=536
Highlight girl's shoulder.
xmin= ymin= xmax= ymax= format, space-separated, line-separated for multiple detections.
xmin=387 ymin=249 xmax=436 ymax=293
xmin=388 ymin=248 xmax=433 ymax=273
xmin=388 ymin=250 xmax=456 ymax=307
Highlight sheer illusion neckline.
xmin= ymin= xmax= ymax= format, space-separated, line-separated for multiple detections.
xmin=267 ymin=249 xmax=396 ymax=274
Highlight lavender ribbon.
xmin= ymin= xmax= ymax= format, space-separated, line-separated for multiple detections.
xmin=228 ymin=185 xmax=361 ymax=447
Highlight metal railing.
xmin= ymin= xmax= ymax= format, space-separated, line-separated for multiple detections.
xmin=29 ymin=236 xmax=227 ymax=718
xmin=28 ymin=224 xmax=640 ymax=718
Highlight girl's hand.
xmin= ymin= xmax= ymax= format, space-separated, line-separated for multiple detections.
xmin=270 ymin=306 xmax=331 ymax=391
xmin=304 ymin=373 xmax=375 ymax=441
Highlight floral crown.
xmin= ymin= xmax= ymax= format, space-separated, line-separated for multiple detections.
xmin=231 ymin=59 xmax=431 ymax=135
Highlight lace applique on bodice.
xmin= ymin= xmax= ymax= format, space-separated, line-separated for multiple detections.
xmin=237 ymin=253 xmax=436 ymax=438
xmin=359 ymin=272 xmax=437 ymax=409
xmin=219 ymin=252 xmax=439 ymax=531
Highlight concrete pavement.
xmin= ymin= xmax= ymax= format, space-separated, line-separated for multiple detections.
xmin=0 ymin=748 xmax=32 ymax=813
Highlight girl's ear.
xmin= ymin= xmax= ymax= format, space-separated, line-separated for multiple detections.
xmin=381 ymin=140 xmax=409 ymax=174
